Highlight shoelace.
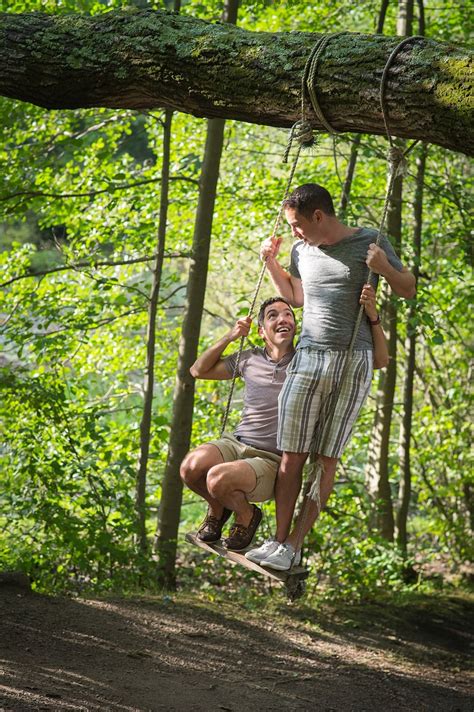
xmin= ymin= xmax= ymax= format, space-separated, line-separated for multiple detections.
xmin=271 ymin=543 xmax=296 ymax=560
xmin=228 ymin=523 xmax=250 ymax=536
xmin=259 ymin=539 xmax=277 ymax=551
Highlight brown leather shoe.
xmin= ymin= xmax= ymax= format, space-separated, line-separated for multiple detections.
xmin=196 ymin=507 xmax=232 ymax=543
xmin=223 ymin=505 xmax=262 ymax=551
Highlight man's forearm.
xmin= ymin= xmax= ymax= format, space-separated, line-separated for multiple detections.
xmin=190 ymin=333 xmax=232 ymax=377
xmin=384 ymin=266 xmax=416 ymax=299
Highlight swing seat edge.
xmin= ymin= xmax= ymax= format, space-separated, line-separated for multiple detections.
xmin=185 ymin=531 xmax=309 ymax=583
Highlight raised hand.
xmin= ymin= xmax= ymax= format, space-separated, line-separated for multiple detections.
xmin=260 ymin=236 xmax=283 ymax=262
xmin=228 ymin=316 xmax=252 ymax=341
xmin=366 ymin=243 xmax=390 ymax=275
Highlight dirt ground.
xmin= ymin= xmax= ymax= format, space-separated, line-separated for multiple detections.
xmin=0 ymin=579 xmax=472 ymax=711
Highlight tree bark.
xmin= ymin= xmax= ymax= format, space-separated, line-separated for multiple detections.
xmin=154 ymin=0 xmax=238 ymax=589
xmin=365 ymin=170 xmax=402 ymax=542
xmin=337 ymin=135 xmax=361 ymax=220
xmin=0 ymin=10 xmax=472 ymax=154
xmin=135 ymin=108 xmax=173 ymax=554
xmin=154 ymin=116 xmax=225 ymax=588
xmin=396 ymin=144 xmax=426 ymax=553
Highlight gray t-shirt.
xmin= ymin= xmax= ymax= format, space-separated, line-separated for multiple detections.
xmin=289 ymin=227 xmax=403 ymax=350
xmin=223 ymin=347 xmax=294 ymax=454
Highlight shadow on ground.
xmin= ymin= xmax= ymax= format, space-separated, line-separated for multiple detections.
xmin=1 ymin=583 xmax=472 ymax=711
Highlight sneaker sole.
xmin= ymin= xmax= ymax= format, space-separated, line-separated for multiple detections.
xmin=245 ymin=547 xmax=279 ymax=564
xmin=245 ymin=553 xmax=269 ymax=564
xmin=262 ymin=555 xmax=301 ymax=571
xmin=261 ymin=560 xmax=291 ymax=571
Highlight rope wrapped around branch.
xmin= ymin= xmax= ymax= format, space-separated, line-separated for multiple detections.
xmin=291 ymin=35 xmax=421 ymax=566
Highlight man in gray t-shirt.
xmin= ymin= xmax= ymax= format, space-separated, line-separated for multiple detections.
xmin=180 ymin=297 xmax=297 ymax=552
xmin=246 ymin=183 xmax=416 ymax=571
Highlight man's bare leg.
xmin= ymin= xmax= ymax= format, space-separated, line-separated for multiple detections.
xmin=274 ymin=451 xmax=309 ymax=543
xmin=179 ymin=445 xmax=225 ymax=517
xmin=207 ymin=461 xmax=257 ymax=526
xmin=286 ymin=455 xmax=338 ymax=550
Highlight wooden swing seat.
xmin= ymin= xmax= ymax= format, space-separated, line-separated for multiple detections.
xmin=185 ymin=532 xmax=309 ymax=584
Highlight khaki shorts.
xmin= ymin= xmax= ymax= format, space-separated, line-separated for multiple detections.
xmin=207 ymin=433 xmax=281 ymax=502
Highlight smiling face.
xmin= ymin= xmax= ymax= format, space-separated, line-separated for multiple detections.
xmin=258 ymin=300 xmax=296 ymax=349
xmin=284 ymin=207 xmax=322 ymax=245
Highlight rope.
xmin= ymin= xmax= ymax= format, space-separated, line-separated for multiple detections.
xmin=220 ymin=33 xmax=353 ymax=435
xmin=379 ymin=35 xmax=425 ymax=148
xmin=219 ymin=33 xmax=421 ymax=570
xmin=289 ymin=35 xmax=422 ymax=569
xmin=302 ymin=33 xmax=347 ymax=134
xmin=220 ymin=134 xmax=306 ymax=435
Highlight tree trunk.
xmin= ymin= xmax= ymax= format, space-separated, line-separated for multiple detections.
xmin=0 ymin=10 xmax=472 ymax=154
xmin=154 ymin=0 xmax=238 ymax=589
xmin=396 ymin=144 xmax=426 ymax=553
xmin=396 ymin=1 xmax=426 ymax=552
xmin=377 ymin=0 xmax=390 ymax=34
xmin=134 ymin=0 xmax=181 ymax=557
xmin=154 ymin=117 xmax=225 ymax=588
xmin=397 ymin=0 xmax=414 ymax=36
xmin=366 ymin=0 xmax=413 ymax=541
xmin=365 ymin=170 xmax=402 ymax=541
xmin=337 ymin=135 xmax=361 ymax=220
xmin=135 ymin=108 xmax=173 ymax=554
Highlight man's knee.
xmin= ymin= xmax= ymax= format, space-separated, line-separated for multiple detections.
xmin=279 ymin=451 xmax=308 ymax=478
xmin=206 ymin=465 xmax=230 ymax=499
xmin=319 ymin=455 xmax=338 ymax=481
xmin=180 ymin=451 xmax=205 ymax=485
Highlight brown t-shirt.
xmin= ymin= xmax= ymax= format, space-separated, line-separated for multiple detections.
xmin=223 ymin=347 xmax=294 ymax=455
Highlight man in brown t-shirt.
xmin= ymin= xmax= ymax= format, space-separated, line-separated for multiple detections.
xmin=180 ymin=298 xmax=297 ymax=551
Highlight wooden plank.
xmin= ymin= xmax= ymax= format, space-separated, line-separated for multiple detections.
xmin=185 ymin=532 xmax=308 ymax=583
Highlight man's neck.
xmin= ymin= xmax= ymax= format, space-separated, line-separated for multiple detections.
xmin=264 ymin=343 xmax=295 ymax=362
xmin=317 ymin=218 xmax=358 ymax=246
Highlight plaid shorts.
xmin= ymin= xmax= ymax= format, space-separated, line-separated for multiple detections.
xmin=277 ymin=348 xmax=373 ymax=458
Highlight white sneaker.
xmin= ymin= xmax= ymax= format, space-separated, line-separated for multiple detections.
xmin=245 ymin=538 xmax=279 ymax=564
xmin=261 ymin=542 xmax=301 ymax=571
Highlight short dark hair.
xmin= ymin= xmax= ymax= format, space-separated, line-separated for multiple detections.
xmin=257 ymin=296 xmax=295 ymax=327
xmin=282 ymin=183 xmax=335 ymax=218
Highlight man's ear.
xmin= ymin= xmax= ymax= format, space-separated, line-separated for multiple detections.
xmin=313 ymin=208 xmax=323 ymax=223
xmin=258 ymin=325 xmax=267 ymax=344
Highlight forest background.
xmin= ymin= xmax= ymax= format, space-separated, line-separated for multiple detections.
xmin=0 ymin=0 xmax=472 ymax=606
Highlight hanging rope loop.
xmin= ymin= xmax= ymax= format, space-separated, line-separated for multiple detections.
xmin=283 ymin=119 xmax=315 ymax=164
xmin=306 ymin=457 xmax=323 ymax=509
xmin=302 ymin=32 xmax=347 ymax=135
xmin=379 ymin=35 xmax=425 ymax=147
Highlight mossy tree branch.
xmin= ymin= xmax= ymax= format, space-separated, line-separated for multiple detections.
xmin=0 ymin=9 xmax=472 ymax=154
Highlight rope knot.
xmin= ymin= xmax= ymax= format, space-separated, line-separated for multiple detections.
xmin=294 ymin=119 xmax=315 ymax=147
xmin=388 ymin=146 xmax=408 ymax=178
xmin=284 ymin=120 xmax=315 ymax=163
